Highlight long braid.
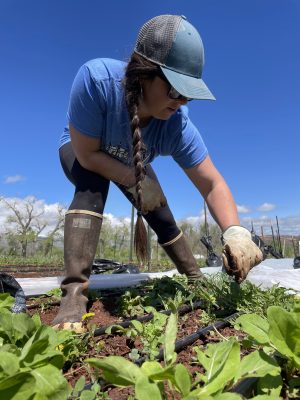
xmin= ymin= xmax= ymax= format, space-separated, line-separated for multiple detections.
xmin=131 ymin=104 xmax=148 ymax=262
xmin=124 ymin=53 xmax=159 ymax=263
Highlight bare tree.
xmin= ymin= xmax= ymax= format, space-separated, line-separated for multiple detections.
xmin=42 ymin=205 xmax=65 ymax=256
xmin=0 ymin=196 xmax=46 ymax=257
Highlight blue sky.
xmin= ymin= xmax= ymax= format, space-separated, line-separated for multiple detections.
xmin=1 ymin=0 xmax=300 ymax=235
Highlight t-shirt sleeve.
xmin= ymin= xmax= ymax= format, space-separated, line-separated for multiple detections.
xmin=171 ymin=113 xmax=208 ymax=169
xmin=67 ymin=64 xmax=106 ymax=137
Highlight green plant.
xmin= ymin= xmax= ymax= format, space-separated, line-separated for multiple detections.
xmin=69 ymin=376 xmax=103 ymax=399
xmin=234 ymin=303 xmax=300 ymax=397
xmin=0 ymin=294 xmax=71 ymax=399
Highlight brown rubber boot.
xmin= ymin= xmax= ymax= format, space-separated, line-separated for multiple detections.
xmin=52 ymin=211 xmax=102 ymax=332
xmin=161 ymin=232 xmax=204 ymax=282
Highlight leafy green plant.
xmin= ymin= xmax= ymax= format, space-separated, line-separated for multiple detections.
xmin=86 ymin=303 xmax=300 ymax=399
xmin=193 ymin=273 xmax=296 ymax=319
xmin=0 ymin=295 xmax=72 ymax=399
xmin=117 ymin=288 xmax=145 ymax=317
xmin=106 ymin=306 xmax=169 ymax=360
xmin=46 ymin=287 xmax=62 ymax=299
xmin=69 ymin=376 xmax=102 ymax=400
xmin=234 ymin=305 xmax=300 ymax=377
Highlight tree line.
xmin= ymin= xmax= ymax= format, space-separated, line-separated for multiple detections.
xmin=0 ymin=196 xmax=298 ymax=267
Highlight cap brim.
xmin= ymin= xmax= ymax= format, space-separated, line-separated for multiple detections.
xmin=161 ymin=67 xmax=216 ymax=100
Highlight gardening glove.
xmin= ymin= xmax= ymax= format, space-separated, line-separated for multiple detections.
xmin=127 ymin=175 xmax=167 ymax=214
xmin=221 ymin=226 xmax=263 ymax=284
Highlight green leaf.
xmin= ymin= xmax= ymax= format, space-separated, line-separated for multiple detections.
xmin=0 ymin=371 xmax=36 ymax=400
xmin=250 ymin=395 xmax=282 ymax=400
xmin=0 ymin=312 xmax=37 ymax=345
xmin=174 ymin=364 xmax=191 ymax=396
xmin=267 ymin=306 xmax=300 ymax=368
xmin=235 ymin=314 xmax=270 ymax=345
xmin=292 ymin=302 xmax=300 ymax=324
xmin=164 ymin=312 xmax=177 ymax=365
xmin=31 ymin=313 xmax=42 ymax=329
xmin=257 ymin=374 xmax=282 ymax=397
xmin=0 ymin=293 xmax=14 ymax=310
xmin=31 ymin=393 xmax=48 ymax=400
xmin=31 ymin=364 xmax=70 ymax=400
xmin=213 ymin=394 xmax=242 ymax=399
xmin=130 ymin=320 xmax=143 ymax=333
xmin=185 ymin=389 xmax=214 ymax=399
xmin=196 ymin=338 xmax=240 ymax=396
xmin=86 ymin=356 xmax=144 ymax=386
xmin=79 ymin=390 xmax=97 ymax=400
xmin=20 ymin=326 xmax=64 ymax=369
xmin=0 ymin=351 xmax=19 ymax=377
xmin=236 ymin=349 xmax=280 ymax=381
xmin=74 ymin=375 xmax=86 ymax=393
xmin=141 ymin=361 xmax=175 ymax=382
xmin=135 ymin=376 xmax=162 ymax=400
xmin=141 ymin=361 xmax=163 ymax=376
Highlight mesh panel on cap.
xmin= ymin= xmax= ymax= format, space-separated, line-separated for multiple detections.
xmin=134 ymin=15 xmax=182 ymax=65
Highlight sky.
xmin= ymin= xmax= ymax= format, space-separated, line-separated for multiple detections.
xmin=1 ymin=0 xmax=300 ymax=236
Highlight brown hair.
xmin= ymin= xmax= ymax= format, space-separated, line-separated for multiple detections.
xmin=123 ymin=53 xmax=159 ymax=263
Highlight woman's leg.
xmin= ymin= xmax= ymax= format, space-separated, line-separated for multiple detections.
xmin=52 ymin=142 xmax=109 ymax=331
xmin=117 ymin=164 xmax=203 ymax=280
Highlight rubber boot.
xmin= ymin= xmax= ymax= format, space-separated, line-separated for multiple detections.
xmin=161 ymin=232 xmax=204 ymax=282
xmin=52 ymin=211 xmax=102 ymax=332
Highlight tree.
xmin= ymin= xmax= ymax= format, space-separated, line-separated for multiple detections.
xmin=42 ymin=205 xmax=65 ymax=256
xmin=0 ymin=196 xmax=46 ymax=257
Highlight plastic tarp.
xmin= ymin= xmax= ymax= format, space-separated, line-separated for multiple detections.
xmin=16 ymin=258 xmax=300 ymax=297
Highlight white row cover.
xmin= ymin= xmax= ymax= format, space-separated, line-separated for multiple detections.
xmin=17 ymin=258 xmax=300 ymax=297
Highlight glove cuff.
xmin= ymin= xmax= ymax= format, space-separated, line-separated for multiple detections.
xmin=221 ymin=225 xmax=251 ymax=243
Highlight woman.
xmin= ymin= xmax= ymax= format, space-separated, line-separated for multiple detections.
xmin=53 ymin=15 xmax=263 ymax=331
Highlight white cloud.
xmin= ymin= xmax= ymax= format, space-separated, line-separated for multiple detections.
xmin=102 ymin=212 xmax=130 ymax=227
xmin=257 ymin=203 xmax=276 ymax=212
xmin=241 ymin=214 xmax=300 ymax=236
xmin=4 ymin=175 xmax=26 ymax=184
xmin=237 ymin=204 xmax=251 ymax=213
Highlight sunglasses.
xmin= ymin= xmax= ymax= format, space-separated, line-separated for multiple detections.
xmin=157 ymin=71 xmax=193 ymax=102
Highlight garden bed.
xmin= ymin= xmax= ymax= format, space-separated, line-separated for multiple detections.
xmin=1 ymin=270 xmax=299 ymax=399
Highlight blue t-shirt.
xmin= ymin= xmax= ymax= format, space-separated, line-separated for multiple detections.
xmin=60 ymin=58 xmax=208 ymax=169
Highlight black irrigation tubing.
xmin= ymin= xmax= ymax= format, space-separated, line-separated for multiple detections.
xmin=134 ymin=312 xmax=241 ymax=366
xmin=93 ymin=299 xmax=207 ymax=337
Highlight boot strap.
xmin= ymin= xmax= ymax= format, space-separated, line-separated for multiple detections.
xmin=160 ymin=231 xmax=183 ymax=247
xmin=66 ymin=209 xmax=103 ymax=219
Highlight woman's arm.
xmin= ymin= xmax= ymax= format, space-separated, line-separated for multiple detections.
xmin=70 ymin=124 xmax=136 ymax=188
xmin=184 ymin=155 xmax=240 ymax=231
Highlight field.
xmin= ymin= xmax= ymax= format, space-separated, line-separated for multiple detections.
xmin=0 ymin=269 xmax=299 ymax=400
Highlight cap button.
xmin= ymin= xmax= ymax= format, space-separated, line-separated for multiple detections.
xmin=181 ymin=15 xmax=187 ymax=20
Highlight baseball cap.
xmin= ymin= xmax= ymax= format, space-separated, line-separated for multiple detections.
xmin=134 ymin=14 xmax=215 ymax=100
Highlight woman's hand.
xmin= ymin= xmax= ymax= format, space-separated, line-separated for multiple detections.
xmin=222 ymin=226 xmax=263 ymax=283
xmin=127 ymin=175 xmax=167 ymax=214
